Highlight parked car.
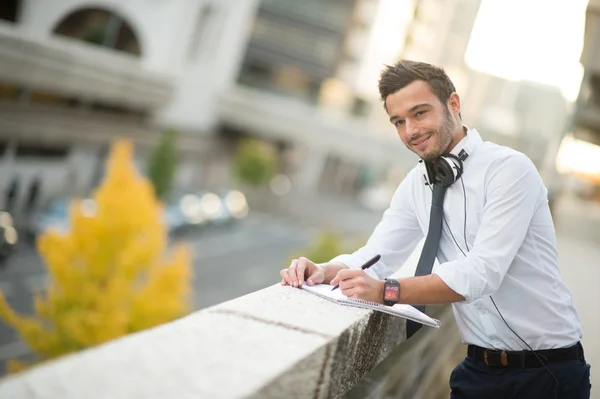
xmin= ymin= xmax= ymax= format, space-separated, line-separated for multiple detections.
xmin=164 ymin=188 xmax=248 ymax=231
xmin=28 ymin=198 xmax=71 ymax=237
xmin=189 ymin=189 xmax=249 ymax=226
xmin=29 ymin=196 xmax=208 ymax=237
xmin=28 ymin=197 xmax=98 ymax=237
xmin=163 ymin=193 xmax=209 ymax=234
xmin=0 ymin=211 xmax=18 ymax=264
xmin=219 ymin=188 xmax=250 ymax=222
xmin=28 ymin=189 xmax=249 ymax=238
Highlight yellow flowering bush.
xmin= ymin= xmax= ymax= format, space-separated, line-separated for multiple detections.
xmin=0 ymin=139 xmax=193 ymax=372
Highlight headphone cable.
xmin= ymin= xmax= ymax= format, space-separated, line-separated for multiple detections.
xmin=457 ymin=175 xmax=560 ymax=396
xmin=428 ymin=172 xmax=560 ymax=396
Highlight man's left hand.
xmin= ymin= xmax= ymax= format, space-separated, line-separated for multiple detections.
xmin=330 ymin=269 xmax=384 ymax=303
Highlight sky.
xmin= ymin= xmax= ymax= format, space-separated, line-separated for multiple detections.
xmin=357 ymin=0 xmax=589 ymax=103
xmin=465 ymin=0 xmax=589 ymax=102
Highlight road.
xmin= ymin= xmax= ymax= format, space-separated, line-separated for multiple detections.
xmin=0 ymin=211 xmax=319 ymax=375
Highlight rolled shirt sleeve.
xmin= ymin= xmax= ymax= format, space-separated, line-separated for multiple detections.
xmin=433 ymin=153 xmax=543 ymax=302
xmin=330 ymin=169 xmax=424 ymax=280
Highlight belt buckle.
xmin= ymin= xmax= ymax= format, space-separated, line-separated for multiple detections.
xmin=483 ymin=350 xmax=509 ymax=367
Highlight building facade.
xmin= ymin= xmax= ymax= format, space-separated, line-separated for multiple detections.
xmin=390 ymin=0 xmax=570 ymax=169
xmin=573 ymin=0 xmax=600 ymax=147
xmin=1 ymin=0 xmax=567 ymax=223
xmin=0 ymin=0 xmax=260 ymax=220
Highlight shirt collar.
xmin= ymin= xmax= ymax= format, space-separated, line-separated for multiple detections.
xmin=448 ymin=125 xmax=482 ymax=160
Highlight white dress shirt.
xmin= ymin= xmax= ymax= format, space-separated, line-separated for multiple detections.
xmin=331 ymin=128 xmax=582 ymax=351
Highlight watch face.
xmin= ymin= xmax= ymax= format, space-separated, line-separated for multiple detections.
xmin=384 ymin=285 xmax=399 ymax=301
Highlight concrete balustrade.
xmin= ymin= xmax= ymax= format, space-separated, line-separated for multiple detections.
xmin=0 ymin=22 xmax=174 ymax=111
xmin=0 ymin=284 xmax=416 ymax=398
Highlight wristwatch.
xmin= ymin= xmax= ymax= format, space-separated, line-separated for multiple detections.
xmin=383 ymin=278 xmax=401 ymax=306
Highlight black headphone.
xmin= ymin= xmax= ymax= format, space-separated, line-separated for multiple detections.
xmin=419 ymin=149 xmax=468 ymax=187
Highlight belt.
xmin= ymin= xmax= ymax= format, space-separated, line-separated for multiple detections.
xmin=467 ymin=342 xmax=584 ymax=368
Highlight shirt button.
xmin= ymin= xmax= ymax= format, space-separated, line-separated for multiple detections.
xmin=495 ymin=340 xmax=501 ymax=346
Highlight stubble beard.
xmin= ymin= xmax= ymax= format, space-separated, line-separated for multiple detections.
xmin=421 ymin=111 xmax=456 ymax=161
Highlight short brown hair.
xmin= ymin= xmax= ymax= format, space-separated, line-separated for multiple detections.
xmin=378 ymin=60 xmax=456 ymax=111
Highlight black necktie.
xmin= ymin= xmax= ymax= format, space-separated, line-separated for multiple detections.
xmin=406 ymin=182 xmax=446 ymax=339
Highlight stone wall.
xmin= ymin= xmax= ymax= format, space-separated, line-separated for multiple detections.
xmin=0 ymin=284 xmax=460 ymax=398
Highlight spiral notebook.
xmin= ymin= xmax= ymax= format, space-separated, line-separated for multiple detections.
xmin=301 ymin=283 xmax=441 ymax=329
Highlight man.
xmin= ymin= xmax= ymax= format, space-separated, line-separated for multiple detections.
xmin=280 ymin=60 xmax=591 ymax=398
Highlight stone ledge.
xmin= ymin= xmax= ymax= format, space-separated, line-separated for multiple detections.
xmin=0 ymin=284 xmax=408 ymax=398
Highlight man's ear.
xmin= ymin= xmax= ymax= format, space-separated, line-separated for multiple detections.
xmin=448 ymin=92 xmax=461 ymax=116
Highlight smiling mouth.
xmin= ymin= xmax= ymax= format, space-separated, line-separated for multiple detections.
xmin=412 ymin=134 xmax=432 ymax=147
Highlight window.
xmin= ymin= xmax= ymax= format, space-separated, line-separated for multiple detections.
xmin=53 ymin=8 xmax=142 ymax=56
xmin=15 ymin=143 xmax=69 ymax=159
xmin=0 ymin=83 xmax=20 ymax=101
xmin=0 ymin=0 xmax=20 ymax=23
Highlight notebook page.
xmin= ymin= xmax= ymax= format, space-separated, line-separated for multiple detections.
xmin=301 ymin=283 xmax=347 ymax=301
xmin=302 ymin=284 xmax=440 ymax=327
xmin=391 ymin=304 xmax=438 ymax=325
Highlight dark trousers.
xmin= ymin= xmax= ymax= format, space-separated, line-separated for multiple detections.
xmin=450 ymin=355 xmax=592 ymax=398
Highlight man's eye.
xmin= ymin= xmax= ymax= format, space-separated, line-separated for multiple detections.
xmin=416 ymin=111 xmax=426 ymax=116
xmin=395 ymin=120 xmax=405 ymax=126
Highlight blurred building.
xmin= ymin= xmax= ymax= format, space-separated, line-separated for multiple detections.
xmin=238 ymin=0 xmax=354 ymax=103
xmin=552 ymin=0 xmax=600 ymax=199
xmin=0 ymin=0 xmax=569 ymax=221
xmin=388 ymin=0 xmax=569 ymax=168
xmin=573 ymin=0 xmax=600 ymax=147
xmin=0 ymin=0 xmax=260 ymax=216
xmin=1 ymin=0 xmax=419 ymax=220
xmin=227 ymin=0 xmax=409 ymax=197
xmin=401 ymin=0 xmax=481 ymax=72
xmin=368 ymin=0 xmax=481 ymax=131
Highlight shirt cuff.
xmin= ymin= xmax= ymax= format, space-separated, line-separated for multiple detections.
xmin=329 ymin=254 xmax=381 ymax=279
xmin=432 ymin=261 xmax=475 ymax=303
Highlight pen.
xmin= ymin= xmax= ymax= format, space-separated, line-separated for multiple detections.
xmin=331 ymin=254 xmax=381 ymax=291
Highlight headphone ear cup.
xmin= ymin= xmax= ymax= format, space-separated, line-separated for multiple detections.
xmin=434 ymin=156 xmax=462 ymax=187
xmin=444 ymin=153 xmax=464 ymax=180
xmin=418 ymin=159 xmax=432 ymax=186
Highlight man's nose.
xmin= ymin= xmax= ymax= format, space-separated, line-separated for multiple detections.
xmin=405 ymin=120 xmax=420 ymax=137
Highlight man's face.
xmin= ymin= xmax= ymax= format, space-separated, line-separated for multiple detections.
xmin=386 ymin=80 xmax=458 ymax=161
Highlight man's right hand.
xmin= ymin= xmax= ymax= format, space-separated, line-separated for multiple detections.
xmin=280 ymin=257 xmax=324 ymax=288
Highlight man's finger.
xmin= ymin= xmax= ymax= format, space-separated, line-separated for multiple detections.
xmin=296 ymin=257 xmax=308 ymax=286
xmin=331 ymin=269 xmax=352 ymax=286
xmin=340 ymin=278 xmax=359 ymax=297
xmin=288 ymin=259 xmax=299 ymax=287
xmin=306 ymin=269 xmax=321 ymax=286
xmin=280 ymin=269 xmax=291 ymax=286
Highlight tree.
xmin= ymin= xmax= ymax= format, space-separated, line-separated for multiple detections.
xmin=232 ymin=138 xmax=278 ymax=187
xmin=0 ymin=139 xmax=193 ymax=373
xmin=288 ymin=231 xmax=369 ymax=269
xmin=288 ymin=231 xmax=344 ymax=265
xmin=302 ymin=232 xmax=345 ymax=264
xmin=147 ymin=128 xmax=178 ymax=200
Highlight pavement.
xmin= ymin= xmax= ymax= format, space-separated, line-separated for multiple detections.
xmin=551 ymin=195 xmax=600 ymax=395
